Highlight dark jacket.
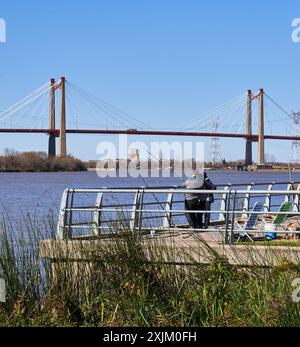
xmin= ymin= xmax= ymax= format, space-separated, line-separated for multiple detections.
xmin=182 ymin=175 xmax=216 ymax=202
xmin=204 ymin=178 xmax=217 ymax=203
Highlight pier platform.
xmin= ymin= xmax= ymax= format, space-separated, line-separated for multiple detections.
xmin=40 ymin=182 xmax=300 ymax=270
xmin=40 ymin=230 xmax=300 ymax=268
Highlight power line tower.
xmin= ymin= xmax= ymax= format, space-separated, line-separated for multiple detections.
xmin=291 ymin=111 xmax=300 ymax=164
xmin=209 ymin=117 xmax=222 ymax=167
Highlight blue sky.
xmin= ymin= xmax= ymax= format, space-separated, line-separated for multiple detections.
xmin=0 ymin=0 xmax=300 ymax=161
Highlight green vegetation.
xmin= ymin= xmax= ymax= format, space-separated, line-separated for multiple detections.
xmin=0 ymin=149 xmax=87 ymax=172
xmin=0 ymin=216 xmax=300 ymax=327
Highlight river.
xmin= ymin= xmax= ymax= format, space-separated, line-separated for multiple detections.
xmin=1 ymin=170 xmax=299 ymax=225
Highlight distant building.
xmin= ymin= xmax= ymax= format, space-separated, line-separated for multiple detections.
xmin=129 ymin=148 xmax=140 ymax=163
xmin=129 ymin=148 xmax=140 ymax=170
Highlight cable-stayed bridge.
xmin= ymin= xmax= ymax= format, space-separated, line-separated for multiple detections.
xmin=0 ymin=77 xmax=298 ymax=165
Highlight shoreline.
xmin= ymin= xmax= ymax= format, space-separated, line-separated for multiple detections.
xmin=0 ymin=168 xmax=298 ymax=174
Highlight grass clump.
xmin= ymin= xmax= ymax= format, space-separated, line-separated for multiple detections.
xmin=0 ymin=216 xmax=300 ymax=327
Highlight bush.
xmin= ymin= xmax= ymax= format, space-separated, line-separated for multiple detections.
xmin=0 ymin=149 xmax=87 ymax=172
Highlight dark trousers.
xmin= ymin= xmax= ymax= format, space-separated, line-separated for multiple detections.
xmin=204 ymin=201 xmax=211 ymax=228
xmin=185 ymin=199 xmax=206 ymax=229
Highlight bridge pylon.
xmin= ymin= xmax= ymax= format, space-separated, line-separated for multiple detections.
xmin=244 ymin=89 xmax=253 ymax=166
xmin=257 ymin=88 xmax=265 ymax=164
xmin=59 ymin=76 xmax=67 ymax=157
xmin=48 ymin=78 xmax=56 ymax=158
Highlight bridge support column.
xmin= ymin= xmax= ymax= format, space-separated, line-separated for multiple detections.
xmin=244 ymin=89 xmax=253 ymax=166
xmin=48 ymin=78 xmax=56 ymax=158
xmin=59 ymin=76 xmax=67 ymax=158
xmin=48 ymin=135 xmax=56 ymax=158
xmin=258 ymin=88 xmax=265 ymax=165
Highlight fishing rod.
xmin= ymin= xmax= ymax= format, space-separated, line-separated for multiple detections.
xmin=134 ymin=148 xmax=178 ymax=227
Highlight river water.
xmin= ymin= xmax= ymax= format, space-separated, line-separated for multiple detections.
xmin=1 ymin=170 xmax=299 ymax=226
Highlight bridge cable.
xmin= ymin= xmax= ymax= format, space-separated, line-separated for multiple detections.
xmin=264 ymin=92 xmax=292 ymax=120
xmin=67 ymin=81 xmax=147 ymax=130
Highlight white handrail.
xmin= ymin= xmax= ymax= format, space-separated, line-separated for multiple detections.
xmin=56 ymin=183 xmax=300 ymax=241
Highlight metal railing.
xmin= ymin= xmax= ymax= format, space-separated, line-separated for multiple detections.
xmin=56 ymin=181 xmax=300 ymax=244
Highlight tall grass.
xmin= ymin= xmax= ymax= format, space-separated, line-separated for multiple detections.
xmin=0 ymin=214 xmax=300 ymax=327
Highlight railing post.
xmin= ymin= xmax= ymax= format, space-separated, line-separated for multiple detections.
xmin=224 ymin=189 xmax=231 ymax=245
xmin=93 ymin=193 xmax=103 ymax=235
xmin=242 ymin=183 xmax=254 ymax=218
xmin=264 ymin=183 xmax=274 ymax=212
xmin=130 ymin=191 xmax=142 ymax=231
xmin=137 ymin=189 xmax=145 ymax=238
xmin=285 ymin=182 xmax=293 ymax=203
xmin=56 ymin=189 xmax=70 ymax=240
xmin=163 ymin=192 xmax=174 ymax=228
xmin=230 ymin=191 xmax=237 ymax=245
xmin=219 ymin=185 xmax=231 ymax=221
xmin=292 ymin=183 xmax=300 ymax=212
xmin=67 ymin=189 xmax=75 ymax=238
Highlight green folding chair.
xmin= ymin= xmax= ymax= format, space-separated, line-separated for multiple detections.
xmin=262 ymin=201 xmax=292 ymax=240
xmin=273 ymin=202 xmax=293 ymax=227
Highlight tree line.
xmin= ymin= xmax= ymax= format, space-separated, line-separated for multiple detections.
xmin=0 ymin=149 xmax=87 ymax=172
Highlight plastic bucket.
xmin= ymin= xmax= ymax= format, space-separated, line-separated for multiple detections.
xmin=264 ymin=223 xmax=277 ymax=240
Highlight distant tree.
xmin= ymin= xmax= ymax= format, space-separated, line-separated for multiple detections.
xmin=4 ymin=148 xmax=19 ymax=172
xmin=0 ymin=149 xmax=87 ymax=172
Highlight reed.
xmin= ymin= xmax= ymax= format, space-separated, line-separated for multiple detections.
xmin=0 ymin=214 xmax=299 ymax=327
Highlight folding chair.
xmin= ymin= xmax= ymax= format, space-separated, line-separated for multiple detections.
xmin=235 ymin=202 xmax=264 ymax=242
xmin=262 ymin=201 xmax=292 ymax=240
xmin=273 ymin=202 xmax=292 ymax=227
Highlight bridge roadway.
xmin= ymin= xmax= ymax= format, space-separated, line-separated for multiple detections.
xmin=1 ymin=128 xmax=300 ymax=141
